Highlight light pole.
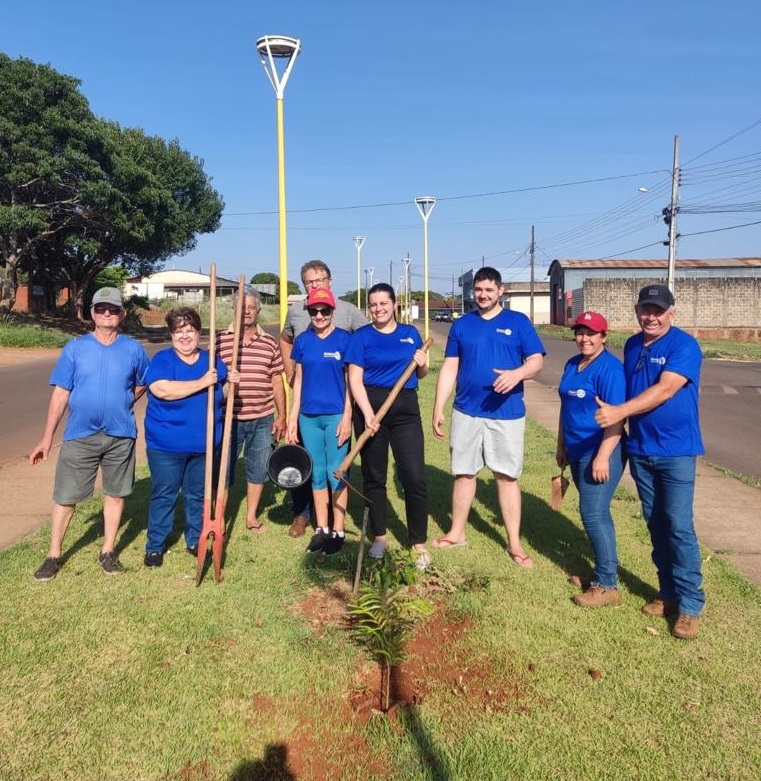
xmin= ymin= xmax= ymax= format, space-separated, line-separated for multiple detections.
xmin=353 ymin=236 xmax=366 ymax=309
xmin=414 ymin=196 xmax=436 ymax=340
xmin=256 ymin=34 xmax=301 ymax=329
xmin=365 ymin=266 xmax=375 ymax=317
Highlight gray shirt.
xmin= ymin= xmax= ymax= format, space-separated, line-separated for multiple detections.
xmin=282 ymin=297 xmax=368 ymax=341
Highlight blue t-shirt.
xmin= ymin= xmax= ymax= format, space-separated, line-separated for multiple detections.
xmin=49 ymin=333 xmax=150 ymax=441
xmin=145 ymin=348 xmax=227 ymax=454
xmin=344 ymin=323 xmax=423 ymax=389
xmin=292 ymin=327 xmax=351 ymax=415
xmin=444 ymin=309 xmax=545 ymax=420
xmin=558 ymin=349 xmax=626 ymax=460
xmin=624 ymin=326 xmax=704 ymax=457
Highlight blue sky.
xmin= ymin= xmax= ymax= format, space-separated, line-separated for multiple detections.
xmin=4 ymin=1 xmax=761 ymax=294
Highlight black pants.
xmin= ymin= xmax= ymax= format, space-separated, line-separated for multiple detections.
xmin=354 ymin=387 xmax=428 ymax=546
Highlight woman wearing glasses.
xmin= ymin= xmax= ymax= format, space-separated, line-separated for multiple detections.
xmin=143 ymin=307 xmax=235 ymax=567
xmin=346 ymin=283 xmax=430 ymax=568
xmin=555 ymin=311 xmax=626 ymax=607
xmin=286 ymin=288 xmax=352 ymax=556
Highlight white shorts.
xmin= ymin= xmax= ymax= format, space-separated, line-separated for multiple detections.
xmin=450 ymin=409 xmax=525 ymax=478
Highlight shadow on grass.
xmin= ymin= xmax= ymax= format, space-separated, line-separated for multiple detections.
xmin=228 ymin=744 xmax=296 ymax=780
xmin=399 ymin=705 xmax=452 ymax=781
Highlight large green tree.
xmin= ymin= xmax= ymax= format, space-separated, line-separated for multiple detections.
xmin=1 ymin=54 xmax=224 ymax=318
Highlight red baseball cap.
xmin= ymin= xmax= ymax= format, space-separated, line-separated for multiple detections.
xmin=572 ymin=311 xmax=608 ymax=333
xmin=306 ymin=287 xmax=336 ymax=309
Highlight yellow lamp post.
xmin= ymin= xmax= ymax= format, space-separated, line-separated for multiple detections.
xmin=353 ymin=235 xmax=366 ymax=309
xmin=256 ymin=35 xmax=301 ymax=329
xmin=414 ymin=196 xmax=436 ymax=341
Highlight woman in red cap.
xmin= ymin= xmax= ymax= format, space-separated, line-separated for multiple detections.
xmin=556 ymin=311 xmax=626 ymax=608
xmin=286 ymin=287 xmax=352 ymax=557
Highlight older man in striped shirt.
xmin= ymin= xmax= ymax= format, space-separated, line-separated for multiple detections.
xmin=217 ymin=288 xmax=286 ymax=533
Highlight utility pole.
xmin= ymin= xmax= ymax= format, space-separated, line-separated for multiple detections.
xmin=403 ymin=253 xmax=411 ymax=323
xmin=529 ymin=225 xmax=536 ymax=324
xmin=666 ymin=134 xmax=680 ymax=293
xmin=389 ymin=259 xmax=393 ymax=285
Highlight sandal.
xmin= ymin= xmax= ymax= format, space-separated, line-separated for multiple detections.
xmin=433 ymin=537 xmax=468 ymax=549
xmin=246 ymin=521 xmax=266 ymax=534
xmin=506 ymin=547 xmax=533 ymax=568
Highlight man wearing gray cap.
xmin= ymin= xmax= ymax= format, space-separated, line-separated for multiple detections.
xmin=595 ymin=283 xmax=705 ymax=639
xmin=29 ymin=287 xmax=150 ymax=581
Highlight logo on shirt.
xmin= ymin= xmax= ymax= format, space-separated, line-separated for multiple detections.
xmin=323 ymin=351 xmax=342 ymax=360
xmin=651 ymin=356 xmax=666 ymax=366
xmin=496 ymin=328 xmax=513 ymax=336
xmin=400 ymin=337 xmax=415 ymax=344
xmin=566 ymin=389 xmax=586 ymax=398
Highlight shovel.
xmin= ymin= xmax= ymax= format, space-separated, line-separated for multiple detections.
xmin=196 ymin=271 xmax=246 ymax=585
xmin=550 ymin=467 xmax=570 ymax=511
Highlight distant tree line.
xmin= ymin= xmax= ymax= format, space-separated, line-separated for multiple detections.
xmin=0 ymin=53 xmax=224 ymax=319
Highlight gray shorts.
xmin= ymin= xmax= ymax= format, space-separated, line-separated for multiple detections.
xmin=450 ymin=409 xmax=525 ymax=478
xmin=53 ymin=432 xmax=136 ymax=505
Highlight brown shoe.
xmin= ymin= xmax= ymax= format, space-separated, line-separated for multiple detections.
xmin=641 ymin=598 xmax=679 ymax=618
xmin=671 ymin=614 xmax=700 ymax=640
xmin=572 ymin=585 xmax=621 ymax=608
xmin=288 ymin=515 xmax=309 ymax=538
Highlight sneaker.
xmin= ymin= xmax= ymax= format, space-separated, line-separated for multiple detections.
xmin=414 ymin=549 xmax=431 ymax=571
xmin=144 ymin=551 xmax=164 ymax=568
xmin=671 ymin=614 xmax=700 ymax=640
xmin=641 ymin=597 xmax=679 ymax=618
xmin=572 ymin=584 xmax=621 ymax=608
xmin=186 ymin=545 xmax=198 ymax=557
xmin=368 ymin=539 xmax=387 ymax=559
xmin=306 ymin=528 xmax=329 ymax=554
xmin=98 ymin=551 xmax=124 ymax=575
xmin=288 ymin=515 xmax=310 ymax=538
xmin=34 ymin=557 xmax=62 ymax=582
xmin=323 ymin=533 xmax=346 ymax=557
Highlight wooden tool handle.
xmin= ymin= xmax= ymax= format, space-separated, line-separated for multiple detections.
xmin=204 ymin=264 xmax=217 ymax=504
xmin=336 ymin=337 xmax=433 ymax=475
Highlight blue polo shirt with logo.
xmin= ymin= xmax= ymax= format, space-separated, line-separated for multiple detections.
xmin=344 ymin=323 xmax=423 ymax=389
xmin=292 ymin=327 xmax=351 ymax=415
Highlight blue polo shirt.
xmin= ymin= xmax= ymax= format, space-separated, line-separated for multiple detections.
xmin=558 ymin=350 xmax=626 ymax=459
xmin=49 ymin=333 xmax=150 ymax=441
xmin=624 ymin=326 xmax=704 ymax=457
xmin=292 ymin=327 xmax=351 ymax=415
xmin=344 ymin=323 xmax=423 ymax=389
xmin=445 ymin=309 xmax=545 ymax=420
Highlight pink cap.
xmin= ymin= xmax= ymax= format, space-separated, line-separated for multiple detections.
xmin=572 ymin=311 xmax=608 ymax=333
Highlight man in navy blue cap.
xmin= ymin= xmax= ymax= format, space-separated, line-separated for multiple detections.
xmin=595 ymin=283 xmax=705 ymax=639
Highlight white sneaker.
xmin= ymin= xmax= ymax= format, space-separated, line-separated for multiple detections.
xmin=414 ymin=549 xmax=431 ymax=571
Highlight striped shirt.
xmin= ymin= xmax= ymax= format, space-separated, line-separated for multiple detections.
xmin=216 ymin=326 xmax=284 ymax=420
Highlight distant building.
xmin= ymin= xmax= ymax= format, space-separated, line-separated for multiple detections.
xmin=124 ymin=269 xmax=239 ymax=304
xmin=548 ymin=258 xmax=761 ymax=332
xmin=500 ymin=281 xmax=550 ymax=324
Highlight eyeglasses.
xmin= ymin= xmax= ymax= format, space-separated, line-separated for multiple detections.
xmin=635 ymin=346 xmax=649 ymax=372
xmin=303 ymin=275 xmax=330 ymax=288
xmin=172 ymin=328 xmax=199 ymax=338
xmin=93 ymin=304 xmax=122 ymax=315
xmin=307 ymin=307 xmax=332 ymax=318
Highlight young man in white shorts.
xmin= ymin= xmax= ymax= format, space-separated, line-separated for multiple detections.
xmin=432 ymin=267 xmax=544 ymax=566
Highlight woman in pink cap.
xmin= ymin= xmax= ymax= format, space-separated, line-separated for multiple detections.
xmin=556 ymin=311 xmax=626 ymax=608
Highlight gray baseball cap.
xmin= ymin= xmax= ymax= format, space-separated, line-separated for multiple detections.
xmin=90 ymin=287 xmax=123 ymax=308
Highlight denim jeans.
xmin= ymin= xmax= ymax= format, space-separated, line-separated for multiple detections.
xmin=229 ymin=415 xmax=273 ymax=486
xmin=569 ymin=442 xmax=625 ymax=589
xmin=629 ymin=454 xmax=705 ymax=616
xmin=146 ymin=448 xmax=205 ymax=552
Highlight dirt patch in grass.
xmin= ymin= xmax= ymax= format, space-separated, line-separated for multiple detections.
xmin=289 ymin=580 xmax=354 ymax=637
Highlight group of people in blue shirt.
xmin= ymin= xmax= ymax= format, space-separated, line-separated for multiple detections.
xmin=31 ymin=273 xmax=706 ymax=640
xmin=557 ymin=284 xmax=705 ymax=640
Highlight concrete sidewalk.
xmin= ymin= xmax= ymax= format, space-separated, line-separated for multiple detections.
xmin=524 ymin=379 xmax=761 ymax=585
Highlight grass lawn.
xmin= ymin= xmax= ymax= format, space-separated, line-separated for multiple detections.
xmin=1 ymin=349 xmax=760 ymax=781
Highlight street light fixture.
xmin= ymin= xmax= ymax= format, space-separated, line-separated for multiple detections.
xmin=414 ymin=196 xmax=436 ymax=341
xmin=256 ymin=34 xmax=302 ymax=329
xmin=353 ymin=236 xmax=366 ymax=309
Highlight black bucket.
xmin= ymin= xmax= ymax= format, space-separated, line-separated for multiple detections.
xmin=267 ymin=444 xmax=313 ymax=490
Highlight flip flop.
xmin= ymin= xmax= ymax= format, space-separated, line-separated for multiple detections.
xmin=246 ymin=522 xmax=266 ymax=535
xmin=506 ymin=548 xmax=533 ymax=568
xmin=433 ymin=538 xmax=468 ymax=549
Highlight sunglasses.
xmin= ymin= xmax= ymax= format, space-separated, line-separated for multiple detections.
xmin=307 ymin=307 xmax=332 ymax=317
xmin=93 ymin=304 xmax=122 ymax=315
xmin=635 ymin=346 xmax=650 ymax=372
